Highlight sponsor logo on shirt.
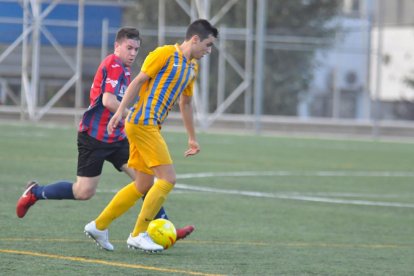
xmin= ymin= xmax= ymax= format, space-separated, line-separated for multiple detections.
xmin=106 ymin=78 xmax=118 ymax=88
xmin=119 ymin=84 xmax=127 ymax=97
xmin=111 ymin=64 xmax=120 ymax=68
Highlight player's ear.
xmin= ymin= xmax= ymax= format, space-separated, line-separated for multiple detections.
xmin=191 ymin=35 xmax=200 ymax=44
xmin=114 ymin=41 xmax=120 ymax=49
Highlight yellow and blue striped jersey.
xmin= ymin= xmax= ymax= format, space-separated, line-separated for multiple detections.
xmin=127 ymin=44 xmax=198 ymax=126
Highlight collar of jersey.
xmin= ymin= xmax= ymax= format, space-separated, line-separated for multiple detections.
xmin=175 ymin=43 xmax=190 ymax=64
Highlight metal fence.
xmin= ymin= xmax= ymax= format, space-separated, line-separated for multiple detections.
xmin=1 ymin=0 xmax=414 ymax=138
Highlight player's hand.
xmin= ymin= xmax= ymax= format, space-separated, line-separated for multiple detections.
xmin=184 ymin=139 xmax=200 ymax=157
xmin=107 ymin=113 xmax=122 ymax=134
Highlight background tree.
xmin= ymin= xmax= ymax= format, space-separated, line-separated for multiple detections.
xmin=263 ymin=0 xmax=339 ymax=115
xmin=123 ymin=0 xmax=340 ymax=116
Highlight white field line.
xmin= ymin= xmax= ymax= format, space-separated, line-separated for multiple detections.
xmin=97 ymin=170 xmax=414 ymax=208
xmin=174 ymin=183 xmax=414 ymax=208
xmin=250 ymin=192 xmax=410 ymax=198
xmin=176 ymin=170 xmax=414 ymax=179
xmin=176 ymin=170 xmax=414 ymax=208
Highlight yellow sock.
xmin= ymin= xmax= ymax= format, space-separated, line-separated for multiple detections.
xmin=95 ymin=182 xmax=143 ymax=230
xmin=131 ymin=179 xmax=174 ymax=236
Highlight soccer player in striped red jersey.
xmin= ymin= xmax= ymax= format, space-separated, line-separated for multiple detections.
xmin=16 ymin=27 xmax=194 ymax=250
xmin=78 ymin=48 xmax=131 ymax=143
xmin=86 ymin=19 xmax=218 ymax=252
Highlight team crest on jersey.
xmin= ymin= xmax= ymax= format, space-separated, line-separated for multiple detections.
xmin=106 ymin=78 xmax=118 ymax=88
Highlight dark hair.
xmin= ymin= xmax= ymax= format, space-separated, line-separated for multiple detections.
xmin=115 ymin=27 xmax=140 ymax=43
xmin=185 ymin=19 xmax=218 ymax=41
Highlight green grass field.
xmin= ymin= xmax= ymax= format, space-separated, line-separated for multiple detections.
xmin=1 ymin=121 xmax=414 ymax=275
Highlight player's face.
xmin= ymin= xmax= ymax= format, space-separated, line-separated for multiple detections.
xmin=115 ymin=38 xmax=140 ymax=67
xmin=191 ymin=34 xmax=216 ymax=60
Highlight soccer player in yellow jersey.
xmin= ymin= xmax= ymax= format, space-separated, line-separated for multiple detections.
xmin=16 ymin=27 xmax=194 ymax=250
xmin=85 ymin=19 xmax=218 ymax=252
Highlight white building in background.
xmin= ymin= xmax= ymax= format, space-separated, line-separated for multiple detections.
xmin=370 ymin=26 xmax=414 ymax=101
xmin=300 ymin=1 xmax=371 ymax=119
xmin=369 ymin=0 xmax=414 ymax=104
xmin=301 ymin=0 xmax=414 ymax=120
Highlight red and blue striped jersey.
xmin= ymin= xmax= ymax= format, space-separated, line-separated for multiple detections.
xmin=127 ymin=44 xmax=198 ymax=126
xmin=79 ymin=54 xmax=130 ymax=143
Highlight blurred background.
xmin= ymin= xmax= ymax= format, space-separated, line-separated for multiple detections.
xmin=1 ymin=0 xmax=414 ymax=138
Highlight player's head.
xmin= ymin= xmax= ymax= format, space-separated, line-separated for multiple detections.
xmin=114 ymin=27 xmax=141 ymax=67
xmin=185 ymin=19 xmax=218 ymax=60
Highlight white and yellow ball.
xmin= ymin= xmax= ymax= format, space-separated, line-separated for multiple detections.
xmin=147 ymin=218 xmax=177 ymax=249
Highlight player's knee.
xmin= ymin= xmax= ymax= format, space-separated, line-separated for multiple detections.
xmin=153 ymin=165 xmax=176 ymax=185
xmin=73 ymin=186 xmax=96 ymax=200
xmin=73 ymin=178 xmax=99 ymax=200
xmin=154 ymin=177 xmax=175 ymax=186
xmin=75 ymin=191 xmax=95 ymax=200
xmin=165 ymin=176 xmax=176 ymax=185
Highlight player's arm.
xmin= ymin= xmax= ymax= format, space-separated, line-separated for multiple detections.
xmin=179 ymin=93 xmax=200 ymax=157
xmin=102 ymin=92 xmax=129 ymax=118
xmin=107 ymin=72 xmax=150 ymax=134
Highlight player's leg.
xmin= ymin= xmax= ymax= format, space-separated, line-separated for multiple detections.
xmin=120 ymin=124 xmax=170 ymax=251
xmin=106 ymin=140 xmax=170 ymax=221
xmin=72 ymin=176 xmax=100 ymax=200
xmin=16 ymin=179 xmax=73 ymax=218
xmin=131 ymin=164 xmax=176 ymax=236
xmin=93 ymin=175 xmax=149 ymax=230
xmin=16 ymin=132 xmax=105 ymax=218
xmin=122 ymin=164 xmax=170 ymax=218
xmin=114 ymin=139 xmax=171 ymax=221
xmin=84 ymin=178 xmax=141 ymax=251
xmin=128 ymin=124 xmax=175 ymax=236
xmin=23 ymin=130 xmax=104 ymax=202
xmin=16 ymin=177 xmax=101 ymax=218
xmin=74 ymin=131 xmax=119 ymax=200
xmin=84 ymin=140 xmax=147 ymax=250
xmin=84 ymin=174 xmax=147 ymax=251
xmin=121 ymin=164 xmax=194 ymax=239
xmin=126 ymin=169 xmax=167 ymax=252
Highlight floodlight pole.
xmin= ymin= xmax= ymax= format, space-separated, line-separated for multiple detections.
xmin=101 ymin=18 xmax=109 ymax=62
xmin=158 ymin=0 xmax=166 ymax=45
xmin=372 ymin=0 xmax=383 ymax=138
xmin=30 ymin=0 xmax=41 ymax=120
xmin=196 ymin=0 xmax=211 ymax=130
xmin=356 ymin=0 xmax=372 ymax=120
xmin=254 ymin=0 xmax=267 ymax=135
xmin=244 ymin=0 xmax=254 ymax=118
xmin=217 ymin=27 xmax=226 ymax=107
xmin=20 ymin=0 xmax=30 ymax=120
xmin=75 ymin=0 xmax=84 ymax=123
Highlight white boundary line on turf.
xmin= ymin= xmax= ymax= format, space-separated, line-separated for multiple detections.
xmin=176 ymin=170 xmax=414 ymax=179
xmin=97 ymin=170 xmax=414 ymax=208
xmin=175 ymin=170 xmax=414 ymax=208
xmin=174 ymin=183 xmax=414 ymax=208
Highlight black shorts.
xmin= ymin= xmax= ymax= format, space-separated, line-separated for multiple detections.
xmin=77 ymin=131 xmax=129 ymax=177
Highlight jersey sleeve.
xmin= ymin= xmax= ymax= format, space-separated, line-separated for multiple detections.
xmin=104 ymin=60 xmax=123 ymax=95
xmin=141 ymin=46 xmax=173 ymax=78
xmin=182 ymin=61 xmax=199 ymax=97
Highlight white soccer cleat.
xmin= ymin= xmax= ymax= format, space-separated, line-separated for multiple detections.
xmin=84 ymin=221 xmax=114 ymax=251
xmin=127 ymin=232 xmax=164 ymax=253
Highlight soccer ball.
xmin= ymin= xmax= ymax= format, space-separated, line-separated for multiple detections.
xmin=147 ymin=218 xmax=177 ymax=249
